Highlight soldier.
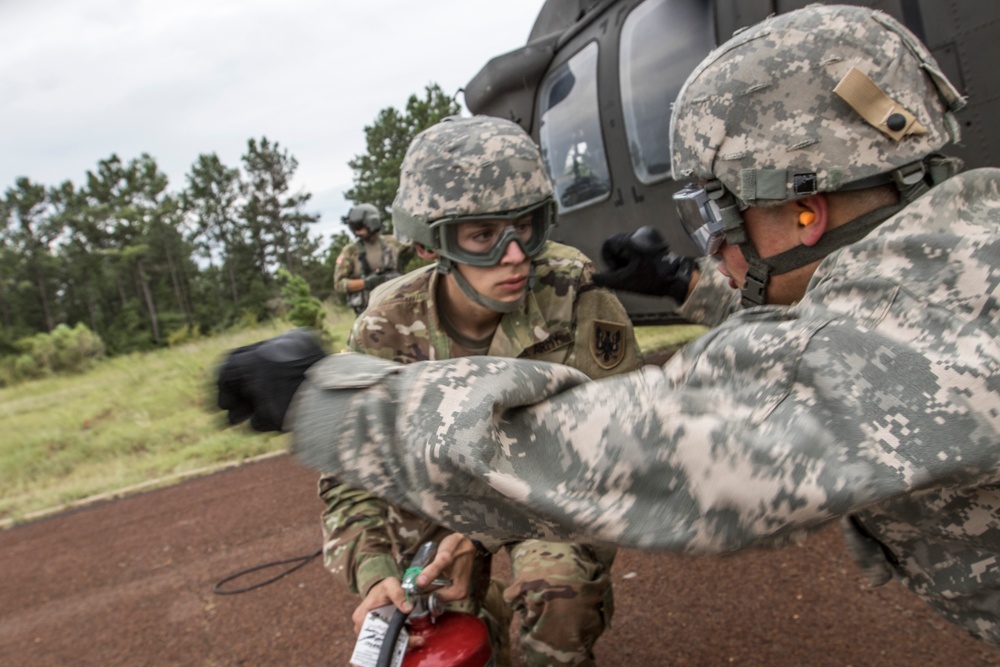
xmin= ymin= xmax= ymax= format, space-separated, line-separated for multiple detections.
xmin=320 ymin=115 xmax=641 ymax=666
xmin=290 ymin=4 xmax=1000 ymax=649
xmin=333 ymin=203 xmax=409 ymax=315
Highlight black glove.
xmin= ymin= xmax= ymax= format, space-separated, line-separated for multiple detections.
xmin=592 ymin=226 xmax=696 ymax=302
xmin=362 ymin=273 xmax=385 ymax=291
xmin=364 ymin=270 xmax=402 ymax=291
xmin=216 ymin=329 xmax=326 ymax=432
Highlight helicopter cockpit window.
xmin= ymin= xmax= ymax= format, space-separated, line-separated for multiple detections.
xmin=620 ymin=0 xmax=714 ymax=184
xmin=538 ymin=42 xmax=610 ymax=212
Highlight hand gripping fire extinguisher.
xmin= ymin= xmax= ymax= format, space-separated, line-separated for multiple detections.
xmin=374 ymin=541 xmax=494 ymax=667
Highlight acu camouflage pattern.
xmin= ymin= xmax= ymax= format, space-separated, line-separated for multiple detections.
xmin=670 ymin=4 xmax=965 ymax=205
xmin=293 ymin=169 xmax=1000 ymax=646
xmin=392 ymin=116 xmax=553 ymax=249
xmin=319 ymin=240 xmax=637 ymax=666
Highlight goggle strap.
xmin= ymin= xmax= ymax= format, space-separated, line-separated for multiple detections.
xmin=720 ymin=204 xmax=743 ymax=230
xmin=720 ymin=199 xmax=747 ymax=246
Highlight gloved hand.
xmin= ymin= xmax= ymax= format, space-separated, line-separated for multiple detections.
xmin=216 ymin=328 xmax=326 ymax=432
xmin=592 ymin=226 xmax=696 ymax=302
xmin=363 ymin=270 xmax=400 ymax=291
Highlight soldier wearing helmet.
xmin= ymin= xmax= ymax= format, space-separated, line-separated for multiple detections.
xmin=333 ymin=202 xmax=409 ymax=315
xmin=318 ymin=116 xmax=641 ymax=665
xmin=290 ymin=5 xmax=1000 ymax=649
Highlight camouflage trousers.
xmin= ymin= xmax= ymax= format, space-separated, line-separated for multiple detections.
xmin=503 ymin=539 xmax=615 ymax=667
xmin=437 ymin=540 xmax=614 ymax=667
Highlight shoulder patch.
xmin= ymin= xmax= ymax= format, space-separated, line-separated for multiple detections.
xmin=591 ymin=320 xmax=626 ymax=370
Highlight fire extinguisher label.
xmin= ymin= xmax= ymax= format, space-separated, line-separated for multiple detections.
xmin=350 ymin=605 xmax=408 ymax=667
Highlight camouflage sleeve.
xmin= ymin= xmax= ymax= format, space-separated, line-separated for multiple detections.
xmin=318 ymin=318 xmax=403 ymax=595
xmin=318 ymin=474 xmax=401 ymax=595
xmin=333 ymin=244 xmax=358 ymax=296
xmin=677 ymin=256 xmax=741 ymax=326
xmin=291 ymin=303 xmax=1000 ymax=554
xmin=345 ymin=316 xmax=364 ymax=355
xmin=388 ymin=236 xmax=416 ymax=272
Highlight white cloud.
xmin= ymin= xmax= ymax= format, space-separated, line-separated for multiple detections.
xmin=0 ymin=0 xmax=544 ymax=243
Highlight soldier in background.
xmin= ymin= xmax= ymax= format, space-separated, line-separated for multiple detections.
xmin=291 ymin=5 xmax=1000 ymax=648
xmin=319 ymin=115 xmax=641 ymax=666
xmin=333 ymin=203 xmax=408 ymax=315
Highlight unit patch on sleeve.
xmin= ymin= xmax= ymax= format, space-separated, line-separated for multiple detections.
xmin=591 ymin=320 xmax=625 ymax=369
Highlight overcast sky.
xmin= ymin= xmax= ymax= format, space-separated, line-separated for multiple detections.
xmin=0 ymin=0 xmax=544 ymax=244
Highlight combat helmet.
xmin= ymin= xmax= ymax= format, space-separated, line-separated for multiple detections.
xmin=669 ymin=4 xmax=965 ymax=306
xmin=392 ymin=115 xmax=557 ymax=312
xmin=343 ymin=203 xmax=382 ymax=234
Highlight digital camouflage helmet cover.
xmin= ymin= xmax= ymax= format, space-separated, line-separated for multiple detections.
xmin=392 ymin=115 xmax=557 ymax=312
xmin=670 ymin=3 xmax=965 ymax=205
xmin=392 ymin=115 xmax=555 ymax=256
xmin=668 ymin=4 xmax=966 ymax=306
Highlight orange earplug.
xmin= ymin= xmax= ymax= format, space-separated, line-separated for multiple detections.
xmin=798 ymin=211 xmax=816 ymax=226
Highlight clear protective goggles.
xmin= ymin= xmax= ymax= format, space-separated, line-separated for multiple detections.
xmin=431 ymin=199 xmax=554 ymax=267
xmin=673 ymin=181 xmax=748 ymax=256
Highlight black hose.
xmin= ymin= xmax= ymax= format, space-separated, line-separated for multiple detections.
xmin=375 ymin=608 xmax=409 ymax=667
xmin=213 ymin=548 xmax=322 ymax=595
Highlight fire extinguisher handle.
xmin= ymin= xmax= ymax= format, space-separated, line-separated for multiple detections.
xmin=402 ymin=541 xmax=438 ymax=601
xmin=409 ymin=541 xmax=437 ymax=569
xmin=418 ymin=577 xmax=452 ymax=593
xmin=376 ymin=541 xmax=439 ymax=667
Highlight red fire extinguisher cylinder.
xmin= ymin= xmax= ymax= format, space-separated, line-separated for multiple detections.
xmin=401 ymin=611 xmax=492 ymax=667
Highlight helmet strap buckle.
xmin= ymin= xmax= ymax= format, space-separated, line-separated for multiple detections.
xmin=436 ymin=257 xmax=453 ymax=276
xmin=741 ymin=261 xmax=769 ymax=308
xmin=892 ymin=161 xmax=927 ymax=189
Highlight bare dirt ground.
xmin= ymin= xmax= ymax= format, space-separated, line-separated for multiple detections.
xmin=2 ymin=453 xmax=999 ymax=667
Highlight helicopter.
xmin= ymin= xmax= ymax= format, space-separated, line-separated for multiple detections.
xmin=463 ymin=0 xmax=1000 ymax=323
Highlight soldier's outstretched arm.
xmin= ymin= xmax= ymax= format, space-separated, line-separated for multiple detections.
xmin=290 ymin=323 xmax=1000 ymax=553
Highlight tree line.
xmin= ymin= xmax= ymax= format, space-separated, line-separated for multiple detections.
xmin=0 ymin=83 xmax=459 ymax=361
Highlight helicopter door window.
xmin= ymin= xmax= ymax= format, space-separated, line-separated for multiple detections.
xmin=620 ymin=0 xmax=714 ymax=184
xmin=538 ymin=42 xmax=611 ymax=212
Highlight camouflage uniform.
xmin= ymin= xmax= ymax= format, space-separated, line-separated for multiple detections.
xmin=292 ymin=6 xmax=1000 ymax=649
xmin=297 ymin=166 xmax=1000 ymax=647
xmin=320 ymin=240 xmax=641 ymax=666
xmin=333 ymin=235 xmax=409 ymax=314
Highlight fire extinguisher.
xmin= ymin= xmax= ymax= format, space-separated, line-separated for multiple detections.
xmin=374 ymin=541 xmax=493 ymax=667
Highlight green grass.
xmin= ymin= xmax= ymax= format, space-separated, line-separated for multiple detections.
xmin=0 ymin=306 xmax=357 ymax=526
xmin=635 ymin=324 xmax=708 ymax=357
xmin=0 ymin=313 xmax=702 ymax=526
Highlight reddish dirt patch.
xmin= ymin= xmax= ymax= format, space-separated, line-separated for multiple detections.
xmin=2 ymin=455 xmax=998 ymax=666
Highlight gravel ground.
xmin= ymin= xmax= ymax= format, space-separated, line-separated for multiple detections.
xmin=2 ymin=454 xmax=998 ymax=666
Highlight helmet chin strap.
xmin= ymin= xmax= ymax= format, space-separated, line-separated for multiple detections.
xmin=736 ymin=156 xmax=960 ymax=307
xmin=737 ymin=202 xmax=907 ymax=307
xmin=436 ymin=258 xmax=530 ymax=314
